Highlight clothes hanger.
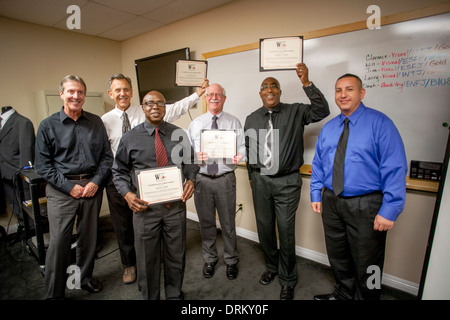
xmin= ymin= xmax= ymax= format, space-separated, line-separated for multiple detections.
xmin=1 ymin=106 xmax=13 ymax=114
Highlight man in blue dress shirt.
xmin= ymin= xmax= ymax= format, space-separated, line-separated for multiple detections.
xmin=310 ymin=73 xmax=407 ymax=300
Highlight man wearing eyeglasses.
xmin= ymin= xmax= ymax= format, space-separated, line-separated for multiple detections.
xmin=101 ymin=74 xmax=208 ymax=285
xmin=187 ymin=83 xmax=246 ymax=281
xmin=112 ymin=91 xmax=198 ymax=300
xmin=244 ymin=63 xmax=329 ymax=300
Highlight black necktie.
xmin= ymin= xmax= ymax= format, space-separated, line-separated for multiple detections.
xmin=332 ymin=118 xmax=350 ymax=196
xmin=207 ymin=116 xmax=218 ymax=175
xmin=122 ymin=111 xmax=131 ymax=134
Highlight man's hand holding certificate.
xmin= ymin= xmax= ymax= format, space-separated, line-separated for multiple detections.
xmin=125 ymin=166 xmax=195 ymax=211
xmin=197 ymin=151 xmax=243 ymax=165
xmin=176 ymin=60 xmax=208 ymax=87
xmin=201 ymin=129 xmax=237 ymax=160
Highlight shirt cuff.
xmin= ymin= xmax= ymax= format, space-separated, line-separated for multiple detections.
xmin=61 ymin=180 xmax=76 ymax=195
xmin=377 ymin=202 xmax=404 ymax=222
xmin=310 ymin=190 xmax=322 ymax=203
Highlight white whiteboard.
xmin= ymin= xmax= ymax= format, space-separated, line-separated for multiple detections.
xmin=206 ymin=13 xmax=450 ymax=168
xmin=422 ymin=149 xmax=450 ymax=299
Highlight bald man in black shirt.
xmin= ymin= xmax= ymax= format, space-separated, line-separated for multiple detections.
xmin=244 ymin=63 xmax=329 ymax=300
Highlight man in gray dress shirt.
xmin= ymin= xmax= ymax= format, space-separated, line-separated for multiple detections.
xmin=187 ymin=83 xmax=246 ymax=280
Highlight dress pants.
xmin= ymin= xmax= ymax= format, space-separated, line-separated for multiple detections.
xmin=250 ymin=171 xmax=302 ymax=287
xmin=105 ymin=177 xmax=136 ymax=268
xmin=194 ymin=172 xmax=238 ymax=265
xmin=322 ymin=188 xmax=386 ymax=300
xmin=133 ymin=202 xmax=186 ymax=300
xmin=44 ymin=180 xmax=103 ymax=299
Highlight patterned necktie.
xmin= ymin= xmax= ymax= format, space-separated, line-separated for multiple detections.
xmin=263 ymin=111 xmax=274 ymax=168
xmin=332 ymin=118 xmax=350 ymax=196
xmin=154 ymin=128 xmax=168 ymax=167
xmin=207 ymin=116 xmax=219 ymax=175
xmin=122 ymin=111 xmax=131 ymax=134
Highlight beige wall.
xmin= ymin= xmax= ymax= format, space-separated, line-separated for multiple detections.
xmin=1 ymin=0 xmax=448 ymax=294
xmin=0 ymin=16 xmax=122 ymax=227
xmin=121 ymin=0 xmax=445 ymax=292
xmin=120 ymin=0 xmax=446 ymax=292
xmin=0 ymin=17 xmax=121 ymax=127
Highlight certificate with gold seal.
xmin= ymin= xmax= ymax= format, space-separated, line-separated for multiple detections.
xmin=136 ymin=166 xmax=183 ymax=205
xmin=260 ymin=36 xmax=303 ymax=71
xmin=201 ymin=129 xmax=236 ymax=159
xmin=175 ymin=59 xmax=208 ymax=87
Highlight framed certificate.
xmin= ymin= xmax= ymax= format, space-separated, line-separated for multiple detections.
xmin=259 ymin=36 xmax=303 ymax=71
xmin=136 ymin=166 xmax=183 ymax=206
xmin=201 ymin=129 xmax=236 ymax=159
xmin=175 ymin=59 xmax=208 ymax=87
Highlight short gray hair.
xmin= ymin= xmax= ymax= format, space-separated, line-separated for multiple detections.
xmin=206 ymin=83 xmax=226 ymax=97
xmin=59 ymin=75 xmax=87 ymax=93
xmin=109 ymin=74 xmax=133 ymax=90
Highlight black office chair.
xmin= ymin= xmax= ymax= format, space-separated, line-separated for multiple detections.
xmin=0 ymin=225 xmax=7 ymax=240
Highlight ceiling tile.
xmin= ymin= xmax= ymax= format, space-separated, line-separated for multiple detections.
xmin=0 ymin=0 xmax=237 ymax=41
xmin=0 ymin=0 xmax=88 ymax=26
xmin=52 ymin=1 xmax=136 ymax=36
xmin=98 ymin=16 xmax=163 ymax=41
xmin=92 ymin=0 xmax=175 ymax=16
xmin=144 ymin=0 xmax=233 ymax=24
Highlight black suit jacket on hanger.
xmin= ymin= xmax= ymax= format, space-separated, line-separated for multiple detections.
xmin=0 ymin=111 xmax=36 ymax=180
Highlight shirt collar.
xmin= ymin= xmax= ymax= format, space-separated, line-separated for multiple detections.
xmin=259 ymin=103 xmax=281 ymax=116
xmin=339 ymin=102 xmax=366 ymax=125
xmin=114 ymin=106 xmax=127 ymax=117
xmin=1 ymin=108 xmax=15 ymax=121
xmin=144 ymin=120 xmax=167 ymax=136
xmin=207 ymin=111 xmax=223 ymax=119
xmin=59 ymin=106 xmax=89 ymax=123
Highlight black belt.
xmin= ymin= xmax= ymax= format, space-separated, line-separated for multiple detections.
xmin=199 ymin=172 xmax=232 ymax=179
xmin=326 ymin=188 xmax=382 ymax=199
xmin=252 ymin=167 xmax=298 ymax=178
xmin=338 ymin=190 xmax=382 ymax=199
xmin=65 ymin=173 xmax=94 ymax=180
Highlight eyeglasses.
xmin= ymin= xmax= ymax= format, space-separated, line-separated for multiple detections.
xmin=260 ymin=84 xmax=280 ymax=91
xmin=143 ymin=101 xmax=166 ymax=108
xmin=206 ymin=93 xmax=224 ymax=98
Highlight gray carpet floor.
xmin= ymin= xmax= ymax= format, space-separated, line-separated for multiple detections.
xmin=0 ymin=215 xmax=415 ymax=302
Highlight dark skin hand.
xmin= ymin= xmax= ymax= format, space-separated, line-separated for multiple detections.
xmin=124 ymin=180 xmax=195 ymax=212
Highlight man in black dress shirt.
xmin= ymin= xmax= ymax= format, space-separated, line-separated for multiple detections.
xmin=244 ymin=63 xmax=329 ymax=300
xmin=35 ymin=75 xmax=113 ymax=299
xmin=112 ymin=91 xmax=198 ymax=300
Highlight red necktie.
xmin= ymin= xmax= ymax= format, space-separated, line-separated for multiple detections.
xmin=154 ymin=127 xmax=170 ymax=208
xmin=155 ymin=127 xmax=168 ymax=167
